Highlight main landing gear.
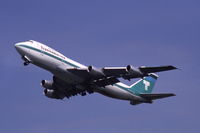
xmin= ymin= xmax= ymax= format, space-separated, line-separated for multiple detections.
xmin=22 ymin=55 xmax=31 ymax=66
xmin=80 ymin=92 xmax=87 ymax=96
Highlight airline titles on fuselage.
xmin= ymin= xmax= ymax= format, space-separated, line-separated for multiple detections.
xmin=40 ymin=45 xmax=66 ymax=60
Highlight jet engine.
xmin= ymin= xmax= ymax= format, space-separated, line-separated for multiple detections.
xmin=87 ymin=66 xmax=105 ymax=79
xmin=126 ymin=65 xmax=143 ymax=77
xmin=43 ymin=89 xmax=63 ymax=99
xmin=41 ymin=80 xmax=53 ymax=89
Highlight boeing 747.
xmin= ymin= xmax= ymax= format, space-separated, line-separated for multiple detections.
xmin=15 ymin=40 xmax=176 ymax=105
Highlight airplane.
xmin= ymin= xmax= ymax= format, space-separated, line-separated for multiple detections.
xmin=15 ymin=40 xmax=176 ymax=105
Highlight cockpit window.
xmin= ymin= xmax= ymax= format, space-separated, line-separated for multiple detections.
xmin=28 ymin=40 xmax=34 ymax=43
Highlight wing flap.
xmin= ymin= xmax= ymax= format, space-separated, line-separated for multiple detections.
xmin=67 ymin=68 xmax=120 ymax=87
xmin=67 ymin=68 xmax=92 ymax=78
xmin=53 ymin=76 xmax=91 ymax=98
xmin=93 ymin=77 xmax=120 ymax=87
xmin=102 ymin=67 xmax=128 ymax=76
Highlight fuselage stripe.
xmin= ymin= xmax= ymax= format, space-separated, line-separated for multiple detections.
xmin=19 ymin=44 xmax=79 ymax=68
xmin=114 ymin=84 xmax=137 ymax=95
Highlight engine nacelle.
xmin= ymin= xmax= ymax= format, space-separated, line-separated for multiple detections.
xmin=87 ymin=66 xmax=105 ymax=79
xmin=126 ymin=65 xmax=143 ymax=77
xmin=41 ymin=80 xmax=53 ymax=89
xmin=43 ymin=89 xmax=63 ymax=99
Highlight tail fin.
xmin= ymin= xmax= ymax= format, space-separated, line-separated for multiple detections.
xmin=129 ymin=73 xmax=158 ymax=95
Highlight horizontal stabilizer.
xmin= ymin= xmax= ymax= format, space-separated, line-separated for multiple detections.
xmin=140 ymin=93 xmax=176 ymax=100
xmin=139 ymin=65 xmax=177 ymax=74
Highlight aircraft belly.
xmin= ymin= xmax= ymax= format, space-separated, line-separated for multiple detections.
xmin=95 ymin=85 xmax=139 ymax=101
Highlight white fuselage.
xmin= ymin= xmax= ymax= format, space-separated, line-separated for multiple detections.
xmin=15 ymin=40 xmax=142 ymax=101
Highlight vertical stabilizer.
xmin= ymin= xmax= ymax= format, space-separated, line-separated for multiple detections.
xmin=129 ymin=73 xmax=158 ymax=95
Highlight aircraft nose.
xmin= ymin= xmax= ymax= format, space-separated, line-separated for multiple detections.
xmin=15 ymin=43 xmax=20 ymax=49
xmin=15 ymin=43 xmax=21 ymax=51
xmin=15 ymin=43 xmax=24 ymax=55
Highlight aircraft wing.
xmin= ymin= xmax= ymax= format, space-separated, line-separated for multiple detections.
xmin=52 ymin=76 xmax=89 ymax=98
xmin=67 ymin=68 xmax=120 ymax=87
xmin=121 ymin=65 xmax=177 ymax=80
xmin=67 ymin=65 xmax=177 ymax=86
xmin=93 ymin=77 xmax=120 ymax=87
xmin=140 ymin=93 xmax=176 ymax=100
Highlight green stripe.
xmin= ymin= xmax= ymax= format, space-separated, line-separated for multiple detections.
xmin=114 ymin=84 xmax=138 ymax=95
xmin=19 ymin=44 xmax=79 ymax=68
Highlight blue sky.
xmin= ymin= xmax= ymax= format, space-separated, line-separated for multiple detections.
xmin=0 ymin=0 xmax=199 ymax=132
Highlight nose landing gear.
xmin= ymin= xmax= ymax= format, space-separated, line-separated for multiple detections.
xmin=23 ymin=61 xmax=30 ymax=66
xmin=22 ymin=55 xmax=31 ymax=66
